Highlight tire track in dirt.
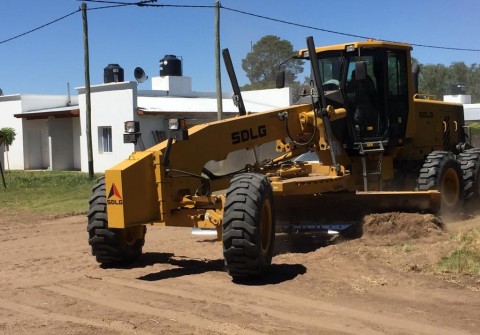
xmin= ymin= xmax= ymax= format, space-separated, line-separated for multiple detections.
xmin=95 ymin=275 xmax=469 ymax=335
xmin=102 ymin=276 xmax=374 ymax=335
xmin=0 ymin=297 xmax=153 ymax=335
xmin=116 ymin=275 xmax=471 ymax=335
xmin=197 ymin=277 xmax=473 ymax=335
xmin=43 ymin=284 xmax=262 ymax=335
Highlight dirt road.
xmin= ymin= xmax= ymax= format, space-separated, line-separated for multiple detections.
xmin=0 ymin=210 xmax=479 ymax=334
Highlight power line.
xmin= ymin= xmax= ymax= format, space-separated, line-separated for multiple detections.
xmin=86 ymin=3 xmax=136 ymax=11
xmin=220 ymin=6 xmax=480 ymax=52
xmin=84 ymin=2 xmax=480 ymax=52
xmin=0 ymin=9 xmax=80 ymax=45
xmin=0 ymin=3 xmax=137 ymax=46
xmin=1 ymin=2 xmax=479 ymax=52
xmin=222 ymin=6 xmax=373 ymax=41
xmin=80 ymin=0 xmax=156 ymax=6
xmin=82 ymin=0 xmax=213 ymax=8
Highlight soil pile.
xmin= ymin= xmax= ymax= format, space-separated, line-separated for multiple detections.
xmin=362 ymin=212 xmax=445 ymax=240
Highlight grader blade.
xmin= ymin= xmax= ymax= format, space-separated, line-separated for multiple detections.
xmin=275 ymin=190 xmax=441 ymax=231
xmin=350 ymin=190 xmax=441 ymax=214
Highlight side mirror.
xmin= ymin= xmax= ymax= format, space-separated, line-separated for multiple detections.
xmin=412 ymin=62 xmax=420 ymax=94
xmin=276 ymin=71 xmax=285 ymax=88
xmin=354 ymin=61 xmax=367 ymax=81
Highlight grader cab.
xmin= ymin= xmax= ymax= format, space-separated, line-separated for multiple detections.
xmin=88 ymin=36 xmax=477 ymax=280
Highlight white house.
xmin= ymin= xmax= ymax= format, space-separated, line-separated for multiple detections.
xmin=0 ymin=94 xmax=80 ymax=170
xmin=444 ymin=94 xmax=480 ymax=146
xmin=0 ymin=69 xmax=292 ymax=173
xmin=444 ymin=94 xmax=480 ymax=121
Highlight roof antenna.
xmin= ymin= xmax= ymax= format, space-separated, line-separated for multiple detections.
xmin=67 ymin=82 xmax=72 ymax=106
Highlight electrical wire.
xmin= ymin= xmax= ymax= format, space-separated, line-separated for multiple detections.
xmin=84 ymin=1 xmax=480 ymax=51
xmin=0 ymin=9 xmax=80 ymax=45
xmin=1 ymin=2 xmax=479 ymax=52
xmin=80 ymin=0 xmax=152 ymax=5
xmin=82 ymin=0 xmax=214 ymax=8
xmin=220 ymin=6 xmax=480 ymax=52
xmin=0 ymin=3 xmax=130 ymax=46
xmin=87 ymin=3 xmax=135 ymax=10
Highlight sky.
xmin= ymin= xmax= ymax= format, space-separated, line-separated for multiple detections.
xmin=0 ymin=0 xmax=479 ymax=96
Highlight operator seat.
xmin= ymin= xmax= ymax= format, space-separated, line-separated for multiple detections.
xmin=348 ymin=63 xmax=379 ymax=139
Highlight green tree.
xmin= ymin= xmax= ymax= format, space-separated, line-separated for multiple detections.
xmin=0 ymin=127 xmax=16 ymax=149
xmin=241 ymin=35 xmax=304 ymax=91
xmin=467 ymin=64 xmax=480 ymax=103
xmin=418 ymin=62 xmax=480 ymax=103
xmin=448 ymin=62 xmax=469 ymax=86
xmin=418 ymin=63 xmax=449 ymax=99
xmin=0 ymin=127 xmax=16 ymax=172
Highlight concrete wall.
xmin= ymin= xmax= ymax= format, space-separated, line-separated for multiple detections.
xmin=78 ymin=81 xmax=139 ymax=173
xmin=137 ymin=114 xmax=167 ymax=149
xmin=243 ymin=88 xmax=293 ymax=110
xmin=444 ymin=94 xmax=472 ymax=104
xmin=0 ymin=95 xmax=25 ymax=169
xmin=464 ymin=104 xmax=480 ymax=122
xmin=23 ymin=119 xmax=49 ymax=169
xmin=72 ymin=117 xmax=81 ymax=170
xmin=21 ymin=95 xmax=78 ymax=112
xmin=49 ymin=117 xmax=76 ymax=170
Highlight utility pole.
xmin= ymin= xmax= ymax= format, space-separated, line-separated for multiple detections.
xmin=82 ymin=2 xmax=94 ymax=179
xmin=214 ymin=0 xmax=223 ymax=120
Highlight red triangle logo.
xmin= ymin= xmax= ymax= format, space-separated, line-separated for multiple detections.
xmin=108 ymin=183 xmax=122 ymax=200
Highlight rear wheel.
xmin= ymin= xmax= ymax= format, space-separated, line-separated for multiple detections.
xmin=417 ymin=151 xmax=464 ymax=212
xmin=222 ymin=173 xmax=275 ymax=280
xmin=459 ymin=149 xmax=480 ymax=200
xmin=87 ymin=176 xmax=146 ymax=265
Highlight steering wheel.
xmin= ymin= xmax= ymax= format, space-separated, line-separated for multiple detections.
xmin=322 ymin=79 xmax=340 ymax=90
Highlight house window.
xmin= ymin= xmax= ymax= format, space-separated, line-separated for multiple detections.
xmin=98 ymin=126 xmax=112 ymax=153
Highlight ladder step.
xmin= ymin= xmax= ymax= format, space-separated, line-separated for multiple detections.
xmin=357 ymin=141 xmax=385 ymax=192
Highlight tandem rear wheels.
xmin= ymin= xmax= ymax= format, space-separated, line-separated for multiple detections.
xmin=222 ymin=173 xmax=276 ymax=281
xmin=459 ymin=148 xmax=480 ymax=201
xmin=87 ymin=177 xmax=146 ymax=266
xmin=417 ymin=151 xmax=464 ymax=213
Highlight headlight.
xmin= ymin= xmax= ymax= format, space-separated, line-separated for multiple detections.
xmin=168 ymin=118 xmax=187 ymax=130
xmin=168 ymin=118 xmax=180 ymax=130
xmin=124 ymin=121 xmax=140 ymax=133
xmin=346 ymin=45 xmax=356 ymax=53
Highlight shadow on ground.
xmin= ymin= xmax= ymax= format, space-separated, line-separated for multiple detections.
xmin=132 ymin=252 xmax=307 ymax=285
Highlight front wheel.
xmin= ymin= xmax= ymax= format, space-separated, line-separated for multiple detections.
xmin=222 ymin=173 xmax=275 ymax=280
xmin=87 ymin=176 xmax=146 ymax=266
xmin=417 ymin=151 xmax=464 ymax=212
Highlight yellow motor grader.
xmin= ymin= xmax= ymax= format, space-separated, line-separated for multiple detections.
xmin=88 ymin=36 xmax=478 ymax=279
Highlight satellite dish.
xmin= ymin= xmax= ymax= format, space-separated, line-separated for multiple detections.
xmin=0 ymin=88 xmax=3 ymax=96
xmin=134 ymin=67 xmax=148 ymax=84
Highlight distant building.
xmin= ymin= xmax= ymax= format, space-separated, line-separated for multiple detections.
xmin=0 ymin=61 xmax=292 ymax=172
xmin=444 ymin=94 xmax=480 ymax=146
xmin=443 ymin=94 xmax=480 ymax=122
xmin=0 ymin=94 xmax=80 ymax=171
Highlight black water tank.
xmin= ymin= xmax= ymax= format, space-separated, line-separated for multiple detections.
xmin=159 ymin=55 xmax=182 ymax=76
xmin=104 ymin=64 xmax=124 ymax=83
